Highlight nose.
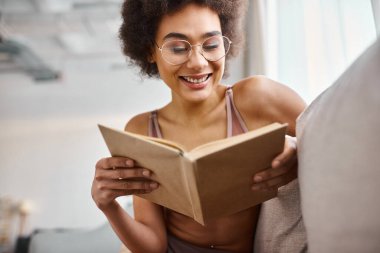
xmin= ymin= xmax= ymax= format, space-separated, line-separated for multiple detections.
xmin=186 ymin=45 xmax=208 ymax=69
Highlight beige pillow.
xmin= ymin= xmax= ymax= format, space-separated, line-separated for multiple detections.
xmin=297 ymin=39 xmax=380 ymax=252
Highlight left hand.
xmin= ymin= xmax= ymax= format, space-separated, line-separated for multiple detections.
xmin=251 ymin=135 xmax=298 ymax=191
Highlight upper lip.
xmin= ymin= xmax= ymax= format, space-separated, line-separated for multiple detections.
xmin=180 ymin=73 xmax=211 ymax=78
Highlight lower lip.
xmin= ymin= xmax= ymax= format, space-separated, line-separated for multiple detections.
xmin=181 ymin=76 xmax=210 ymax=90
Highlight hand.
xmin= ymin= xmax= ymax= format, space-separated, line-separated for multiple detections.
xmin=251 ymin=135 xmax=298 ymax=191
xmin=91 ymin=157 xmax=159 ymax=211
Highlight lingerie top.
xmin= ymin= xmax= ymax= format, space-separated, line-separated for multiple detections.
xmin=148 ymin=86 xmax=249 ymax=138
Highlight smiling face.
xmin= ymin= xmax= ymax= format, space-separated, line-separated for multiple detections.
xmin=152 ymin=3 xmax=226 ymax=104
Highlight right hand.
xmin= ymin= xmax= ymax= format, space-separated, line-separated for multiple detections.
xmin=91 ymin=157 xmax=159 ymax=211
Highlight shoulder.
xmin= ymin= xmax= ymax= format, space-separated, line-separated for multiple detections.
xmin=232 ymin=75 xmax=273 ymax=104
xmin=232 ymin=76 xmax=306 ymax=135
xmin=232 ymin=75 xmax=299 ymax=104
xmin=124 ymin=111 xmax=151 ymax=135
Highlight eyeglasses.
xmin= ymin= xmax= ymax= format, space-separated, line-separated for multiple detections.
xmin=156 ymin=35 xmax=232 ymax=65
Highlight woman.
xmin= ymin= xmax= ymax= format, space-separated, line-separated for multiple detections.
xmin=91 ymin=1 xmax=306 ymax=252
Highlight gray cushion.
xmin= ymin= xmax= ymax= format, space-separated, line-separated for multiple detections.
xmin=28 ymin=222 xmax=121 ymax=253
xmin=297 ymin=39 xmax=380 ymax=253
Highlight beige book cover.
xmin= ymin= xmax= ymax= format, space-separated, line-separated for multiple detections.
xmin=98 ymin=123 xmax=287 ymax=225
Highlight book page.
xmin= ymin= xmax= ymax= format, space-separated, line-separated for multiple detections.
xmin=99 ymin=125 xmax=186 ymax=153
xmin=145 ymin=136 xmax=186 ymax=153
xmin=98 ymin=124 xmax=194 ymax=217
xmin=187 ymin=123 xmax=287 ymax=161
xmin=191 ymin=123 xmax=287 ymax=222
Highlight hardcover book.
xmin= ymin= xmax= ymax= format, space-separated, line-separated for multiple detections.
xmin=98 ymin=122 xmax=287 ymax=225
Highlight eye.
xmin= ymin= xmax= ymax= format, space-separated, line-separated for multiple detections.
xmin=164 ymin=41 xmax=190 ymax=54
xmin=202 ymin=37 xmax=221 ymax=51
xmin=171 ymin=46 xmax=188 ymax=54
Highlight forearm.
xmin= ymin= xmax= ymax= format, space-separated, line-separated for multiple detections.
xmin=102 ymin=201 xmax=167 ymax=253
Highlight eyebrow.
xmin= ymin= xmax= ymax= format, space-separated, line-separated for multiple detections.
xmin=162 ymin=31 xmax=222 ymax=41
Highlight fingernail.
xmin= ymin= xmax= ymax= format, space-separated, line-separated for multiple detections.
xmin=126 ymin=160 xmax=134 ymax=167
xmin=150 ymin=182 xmax=158 ymax=189
xmin=254 ymin=175 xmax=263 ymax=182
xmin=142 ymin=170 xmax=150 ymax=177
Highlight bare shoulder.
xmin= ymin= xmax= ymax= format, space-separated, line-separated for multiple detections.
xmin=124 ymin=112 xmax=151 ymax=135
xmin=232 ymin=76 xmax=306 ymax=135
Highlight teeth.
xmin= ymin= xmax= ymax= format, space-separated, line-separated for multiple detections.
xmin=183 ymin=75 xmax=208 ymax=83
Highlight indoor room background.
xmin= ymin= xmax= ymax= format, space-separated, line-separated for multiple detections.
xmin=0 ymin=0 xmax=378 ymax=251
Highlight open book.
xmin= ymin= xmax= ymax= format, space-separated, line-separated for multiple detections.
xmin=98 ymin=123 xmax=287 ymax=225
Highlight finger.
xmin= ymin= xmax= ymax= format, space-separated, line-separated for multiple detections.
xmin=93 ymin=185 xmax=153 ymax=207
xmin=252 ymin=175 xmax=283 ymax=191
xmin=97 ymin=168 xmax=151 ymax=180
xmin=96 ymin=157 xmax=135 ymax=170
xmin=272 ymin=136 xmax=297 ymax=169
xmin=252 ymin=163 xmax=298 ymax=190
xmin=107 ymin=180 xmax=159 ymax=191
xmin=253 ymin=166 xmax=288 ymax=183
xmin=106 ymin=189 xmax=153 ymax=197
xmin=254 ymin=155 xmax=297 ymax=183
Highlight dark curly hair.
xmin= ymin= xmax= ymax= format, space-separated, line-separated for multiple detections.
xmin=119 ymin=0 xmax=247 ymax=78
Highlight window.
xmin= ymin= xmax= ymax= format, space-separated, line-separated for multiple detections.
xmin=263 ymin=0 xmax=377 ymax=103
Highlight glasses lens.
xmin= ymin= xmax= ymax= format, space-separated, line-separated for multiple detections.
xmin=202 ymin=36 xmax=231 ymax=62
xmin=161 ymin=40 xmax=191 ymax=65
xmin=159 ymin=36 xmax=231 ymax=65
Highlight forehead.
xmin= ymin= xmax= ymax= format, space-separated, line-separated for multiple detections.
xmin=156 ymin=3 xmax=221 ymax=42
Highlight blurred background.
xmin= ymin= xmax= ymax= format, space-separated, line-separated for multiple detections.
xmin=0 ymin=0 xmax=378 ymax=252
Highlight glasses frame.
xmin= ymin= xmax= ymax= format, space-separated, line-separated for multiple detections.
xmin=156 ymin=35 xmax=232 ymax=65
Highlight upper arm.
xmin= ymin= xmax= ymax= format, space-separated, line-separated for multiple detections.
xmin=234 ymin=76 xmax=306 ymax=136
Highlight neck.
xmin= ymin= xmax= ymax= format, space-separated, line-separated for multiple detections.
xmin=167 ymin=86 xmax=225 ymax=126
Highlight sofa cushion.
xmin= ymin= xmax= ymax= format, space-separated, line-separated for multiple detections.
xmin=297 ymin=39 xmax=380 ymax=253
xmin=253 ymin=179 xmax=307 ymax=253
xmin=28 ymin=223 xmax=121 ymax=253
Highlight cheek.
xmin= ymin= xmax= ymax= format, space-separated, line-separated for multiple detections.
xmin=156 ymin=62 xmax=180 ymax=81
xmin=212 ymin=61 xmax=225 ymax=79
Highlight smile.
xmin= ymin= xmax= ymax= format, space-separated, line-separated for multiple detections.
xmin=181 ymin=74 xmax=211 ymax=84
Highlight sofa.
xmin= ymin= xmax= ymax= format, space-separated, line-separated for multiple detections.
xmin=28 ymin=222 xmax=121 ymax=253
xmin=26 ymin=200 xmax=134 ymax=253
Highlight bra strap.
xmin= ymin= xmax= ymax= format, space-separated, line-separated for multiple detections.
xmin=226 ymin=86 xmax=249 ymax=137
xmin=148 ymin=110 xmax=163 ymax=138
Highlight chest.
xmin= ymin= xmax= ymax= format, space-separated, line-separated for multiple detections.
xmin=157 ymin=103 xmax=228 ymax=151
xmin=166 ymin=122 xmax=227 ymax=151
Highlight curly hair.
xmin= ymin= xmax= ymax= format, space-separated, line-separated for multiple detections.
xmin=119 ymin=0 xmax=247 ymax=78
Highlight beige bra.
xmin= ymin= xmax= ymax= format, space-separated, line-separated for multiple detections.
xmin=148 ymin=86 xmax=248 ymax=138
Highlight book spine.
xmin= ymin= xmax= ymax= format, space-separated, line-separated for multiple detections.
xmin=181 ymin=156 xmax=204 ymax=225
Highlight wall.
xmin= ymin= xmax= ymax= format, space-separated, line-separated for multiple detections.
xmin=0 ymin=55 xmax=244 ymax=243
